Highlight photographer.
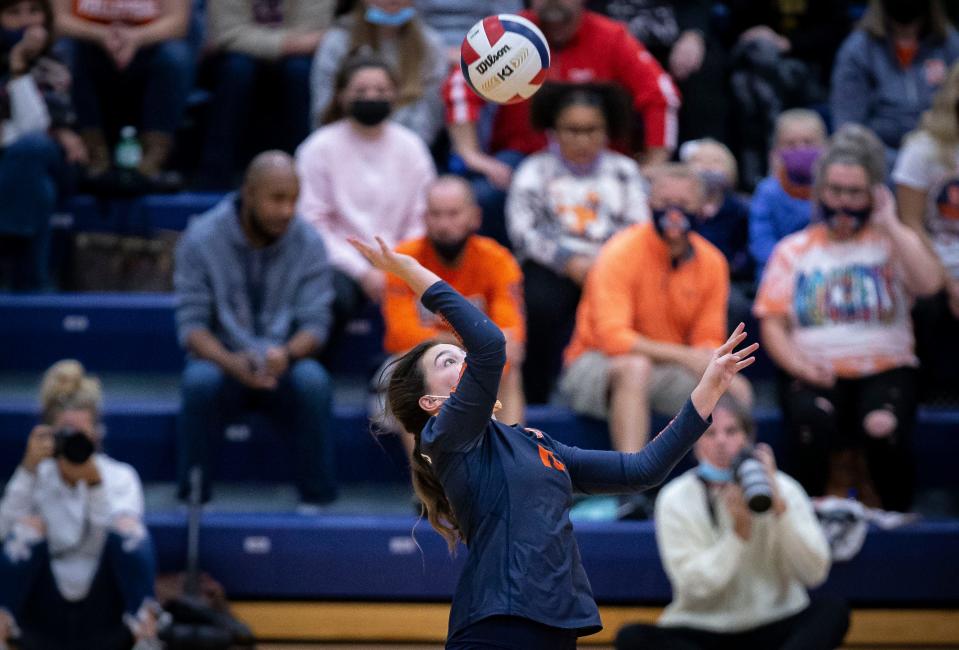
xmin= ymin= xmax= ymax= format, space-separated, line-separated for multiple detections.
xmin=616 ymin=398 xmax=849 ymax=650
xmin=0 ymin=360 xmax=161 ymax=650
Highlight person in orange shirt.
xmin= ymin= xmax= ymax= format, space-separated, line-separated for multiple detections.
xmin=381 ymin=175 xmax=526 ymax=429
xmin=561 ymin=164 xmax=754 ymax=464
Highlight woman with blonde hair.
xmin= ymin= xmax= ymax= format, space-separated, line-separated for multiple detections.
xmin=0 ymin=360 xmax=161 ymax=650
xmin=309 ymin=0 xmax=447 ymax=144
xmin=892 ymin=60 xmax=959 ymax=397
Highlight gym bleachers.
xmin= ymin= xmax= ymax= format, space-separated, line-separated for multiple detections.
xmin=3 ymin=193 xmax=959 ymax=614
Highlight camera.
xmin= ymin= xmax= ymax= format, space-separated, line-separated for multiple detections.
xmin=53 ymin=427 xmax=95 ymax=465
xmin=731 ymin=447 xmax=773 ymax=513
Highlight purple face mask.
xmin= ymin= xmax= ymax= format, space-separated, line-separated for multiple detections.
xmin=780 ymin=146 xmax=823 ymax=186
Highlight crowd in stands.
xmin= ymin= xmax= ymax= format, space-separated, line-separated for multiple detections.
xmin=2 ymin=0 xmax=959 ymax=646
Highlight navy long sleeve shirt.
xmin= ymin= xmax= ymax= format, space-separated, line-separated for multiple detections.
xmin=418 ymin=281 xmax=711 ymax=637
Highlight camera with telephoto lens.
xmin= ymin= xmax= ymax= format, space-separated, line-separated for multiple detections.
xmin=53 ymin=427 xmax=95 ymax=465
xmin=731 ymin=446 xmax=773 ymax=513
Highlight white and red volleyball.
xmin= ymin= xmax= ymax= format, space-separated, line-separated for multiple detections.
xmin=460 ymin=14 xmax=551 ymax=105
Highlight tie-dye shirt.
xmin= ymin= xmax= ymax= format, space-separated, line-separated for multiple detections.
xmin=753 ymin=223 xmax=917 ymax=378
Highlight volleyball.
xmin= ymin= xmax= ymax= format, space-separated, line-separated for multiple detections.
xmin=460 ymin=14 xmax=551 ymax=105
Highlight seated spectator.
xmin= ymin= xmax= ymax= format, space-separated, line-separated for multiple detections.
xmin=52 ymin=0 xmax=193 ymax=179
xmin=893 ymin=61 xmax=959 ymax=397
xmin=297 ymin=54 xmax=435 ymax=325
xmin=754 ymin=131 xmax=943 ymax=512
xmin=0 ymin=360 xmax=162 ymax=650
xmin=444 ymin=0 xmax=679 ymax=246
xmin=561 ymin=164 xmax=753 ymax=463
xmin=310 ymin=0 xmax=447 ymax=146
xmin=197 ymin=0 xmax=336 ymax=189
xmin=748 ymin=109 xmax=826 ymax=277
xmin=174 ymin=151 xmax=337 ymax=506
xmin=831 ymin=0 xmax=959 ymax=170
xmin=506 ymin=83 xmax=648 ymax=404
xmin=0 ymin=0 xmax=83 ymax=291
xmin=381 ymin=175 xmax=525 ymax=427
xmin=587 ymin=0 xmax=729 ymax=143
xmin=417 ymin=0 xmax=522 ymax=67
xmin=681 ymin=137 xmax=753 ymax=329
xmin=616 ymin=397 xmax=849 ymax=650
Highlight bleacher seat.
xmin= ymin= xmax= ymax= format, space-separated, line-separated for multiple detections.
xmin=145 ymin=511 xmax=959 ymax=604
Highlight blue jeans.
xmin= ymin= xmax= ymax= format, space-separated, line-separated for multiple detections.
xmin=199 ymin=52 xmax=312 ymax=185
xmin=0 ymin=529 xmax=156 ymax=650
xmin=177 ymin=358 xmax=337 ymax=503
xmin=0 ymin=132 xmax=64 ymax=290
xmin=72 ymin=39 xmax=194 ymax=134
xmin=469 ymin=149 xmax=525 ymax=248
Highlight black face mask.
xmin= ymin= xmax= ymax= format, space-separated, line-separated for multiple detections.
xmin=819 ymin=201 xmax=871 ymax=232
xmin=651 ymin=206 xmax=696 ymax=238
xmin=348 ymin=99 xmax=392 ymax=126
xmin=882 ymin=0 xmax=929 ymax=24
xmin=432 ymin=237 xmax=469 ymax=264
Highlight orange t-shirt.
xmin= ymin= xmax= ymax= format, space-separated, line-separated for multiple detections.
xmin=564 ymin=222 xmax=729 ymax=364
xmin=383 ymin=235 xmax=525 ymax=357
xmin=73 ymin=0 xmax=161 ymax=24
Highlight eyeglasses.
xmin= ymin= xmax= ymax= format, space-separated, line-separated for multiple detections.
xmin=555 ymin=124 xmax=606 ymax=138
xmin=823 ymin=183 xmax=870 ymax=202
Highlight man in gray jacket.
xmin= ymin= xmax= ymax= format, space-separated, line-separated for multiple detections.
xmin=174 ymin=150 xmax=336 ymax=506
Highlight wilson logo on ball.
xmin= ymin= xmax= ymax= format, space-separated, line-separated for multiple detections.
xmin=460 ymin=13 xmax=550 ymax=105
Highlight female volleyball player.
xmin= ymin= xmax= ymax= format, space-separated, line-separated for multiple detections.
xmin=349 ymin=237 xmax=758 ymax=649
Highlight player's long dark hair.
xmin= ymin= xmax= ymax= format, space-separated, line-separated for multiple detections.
xmin=386 ymin=340 xmax=464 ymax=552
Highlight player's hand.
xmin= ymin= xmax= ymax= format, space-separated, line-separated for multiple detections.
xmin=22 ymin=425 xmax=54 ymax=473
xmin=690 ymin=323 xmax=758 ymax=420
xmin=349 ymin=236 xmax=417 ymax=278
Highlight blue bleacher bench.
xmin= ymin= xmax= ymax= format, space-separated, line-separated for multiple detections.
xmin=145 ymin=512 xmax=959 ymax=605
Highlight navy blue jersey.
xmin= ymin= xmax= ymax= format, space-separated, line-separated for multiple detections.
xmin=419 ymin=281 xmax=710 ymax=637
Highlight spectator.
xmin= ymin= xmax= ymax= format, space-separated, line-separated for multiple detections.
xmin=52 ymin=0 xmax=193 ymax=179
xmin=681 ymin=137 xmax=753 ymax=329
xmin=748 ymin=109 xmax=827 ymax=276
xmin=417 ymin=0 xmax=522 ymax=67
xmin=506 ymin=83 xmax=648 ymax=404
xmin=893 ymin=62 xmax=959 ymax=397
xmin=197 ymin=0 xmax=336 ymax=189
xmin=561 ymin=164 xmax=753 ymax=467
xmin=174 ymin=151 xmax=337 ymax=507
xmin=0 ymin=0 xmax=83 ymax=291
xmin=310 ymin=0 xmax=447 ymax=145
xmin=616 ymin=398 xmax=849 ymax=650
xmin=0 ymin=360 xmax=162 ymax=650
xmin=754 ymin=131 xmax=943 ymax=512
xmin=297 ymin=54 xmax=435 ymax=325
xmin=831 ymin=0 xmax=959 ymax=170
xmin=381 ymin=175 xmax=525 ymax=426
xmin=444 ymin=0 xmax=679 ymax=246
xmin=723 ymin=0 xmax=851 ymax=88
xmin=587 ymin=0 xmax=728 ymax=143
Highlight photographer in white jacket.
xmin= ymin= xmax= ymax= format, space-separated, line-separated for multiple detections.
xmin=0 ymin=360 xmax=160 ymax=650
xmin=617 ymin=397 xmax=849 ymax=650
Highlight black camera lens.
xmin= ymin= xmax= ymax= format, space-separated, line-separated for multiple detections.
xmin=53 ymin=428 xmax=95 ymax=465
xmin=732 ymin=448 xmax=773 ymax=513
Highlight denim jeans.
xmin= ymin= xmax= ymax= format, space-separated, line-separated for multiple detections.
xmin=72 ymin=39 xmax=194 ymax=134
xmin=199 ymin=52 xmax=313 ymax=185
xmin=177 ymin=358 xmax=337 ymax=503
xmin=0 ymin=132 xmax=64 ymax=290
xmin=0 ymin=530 xmax=156 ymax=650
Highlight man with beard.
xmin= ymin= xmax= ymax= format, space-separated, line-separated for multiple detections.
xmin=443 ymin=0 xmax=679 ymax=246
xmin=173 ymin=150 xmax=337 ymax=509
xmin=380 ymin=175 xmax=526 ymax=428
xmin=560 ymin=163 xmax=754 ymax=517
